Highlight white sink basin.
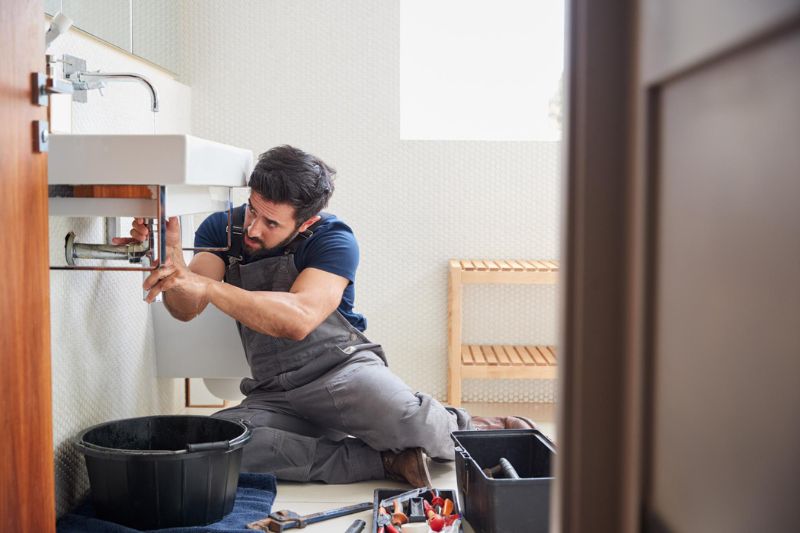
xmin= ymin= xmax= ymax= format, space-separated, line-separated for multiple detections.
xmin=48 ymin=134 xmax=253 ymax=186
xmin=48 ymin=134 xmax=253 ymax=217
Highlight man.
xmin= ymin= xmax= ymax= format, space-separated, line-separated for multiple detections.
xmin=125 ymin=145 xmax=535 ymax=487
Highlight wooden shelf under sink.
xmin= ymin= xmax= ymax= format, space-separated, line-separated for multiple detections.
xmin=72 ymin=185 xmax=155 ymax=198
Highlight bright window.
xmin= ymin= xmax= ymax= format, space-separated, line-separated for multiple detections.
xmin=400 ymin=0 xmax=564 ymax=141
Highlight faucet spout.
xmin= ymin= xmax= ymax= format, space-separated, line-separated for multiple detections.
xmin=73 ymin=71 xmax=160 ymax=112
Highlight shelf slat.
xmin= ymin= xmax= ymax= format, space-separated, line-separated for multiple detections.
xmin=493 ymin=345 xmax=511 ymax=365
xmin=450 ymin=258 xmax=559 ymax=284
xmin=462 ymin=345 xmax=557 ymax=368
xmin=460 ymin=344 xmax=558 ymax=380
xmin=471 ymin=345 xmax=486 ymax=365
xmin=504 ymin=345 xmax=523 ymax=365
xmin=527 ymin=346 xmax=548 ymax=365
xmin=461 ymin=345 xmax=474 ymax=365
xmin=539 ymin=346 xmax=557 ymax=365
xmin=517 ymin=346 xmax=535 ymax=365
xmin=483 ymin=345 xmax=499 ymax=365
xmin=450 ymin=259 xmax=559 ymax=273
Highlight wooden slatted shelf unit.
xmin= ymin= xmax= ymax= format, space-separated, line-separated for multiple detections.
xmin=448 ymin=260 xmax=559 ymax=406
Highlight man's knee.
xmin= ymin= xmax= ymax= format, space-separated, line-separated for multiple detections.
xmin=211 ymin=406 xmax=248 ymax=421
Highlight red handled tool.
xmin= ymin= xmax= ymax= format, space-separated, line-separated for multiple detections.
xmin=423 ymin=499 xmax=445 ymax=531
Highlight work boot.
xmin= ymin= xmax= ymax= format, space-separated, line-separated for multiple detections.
xmin=382 ymin=448 xmax=433 ymax=488
xmin=470 ymin=415 xmax=537 ymax=430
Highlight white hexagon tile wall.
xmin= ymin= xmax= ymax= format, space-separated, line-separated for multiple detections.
xmin=175 ymin=0 xmax=562 ymax=404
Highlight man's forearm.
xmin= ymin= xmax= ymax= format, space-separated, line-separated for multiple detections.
xmin=206 ymin=281 xmax=312 ymax=340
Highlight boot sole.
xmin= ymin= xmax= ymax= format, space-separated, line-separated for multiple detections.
xmin=414 ymin=449 xmax=433 ymax=488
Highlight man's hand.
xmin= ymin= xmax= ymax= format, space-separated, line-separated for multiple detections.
xmin=112 ymin=217 xmax=184 ymax=265
xmin=119 ymin=216 xmax=224 ymax=319
xmin=142 ymin=257 xmax=213 ymax=311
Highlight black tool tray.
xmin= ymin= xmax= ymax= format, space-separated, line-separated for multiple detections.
xmin=372 ymin=488 xmax=463 ymax=532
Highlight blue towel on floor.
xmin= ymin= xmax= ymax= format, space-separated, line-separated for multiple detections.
xmin=57 ymin=473 xmax=276 ymax=533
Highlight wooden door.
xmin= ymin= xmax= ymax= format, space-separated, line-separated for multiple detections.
xmin=0 ymin=0 xmax=56 ymax=531
xmin=559 ymin=1 xmax=800 ymax=532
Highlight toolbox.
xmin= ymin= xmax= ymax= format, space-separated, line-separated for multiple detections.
xmin=372 ymin=488 xmax=463 ymax=532
xmin=451 ymin=429 xmax=555 ymax=533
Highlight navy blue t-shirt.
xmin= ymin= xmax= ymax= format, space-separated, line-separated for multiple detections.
xmin=194 ymin=208 xmax=367 ymax=332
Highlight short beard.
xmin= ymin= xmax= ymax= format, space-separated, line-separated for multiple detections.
xmin=243 ymin=225 xmax=302 ymax=258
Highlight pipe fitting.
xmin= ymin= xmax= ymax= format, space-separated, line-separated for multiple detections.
xmin=65 ymin=231 xmax=150 ymax=266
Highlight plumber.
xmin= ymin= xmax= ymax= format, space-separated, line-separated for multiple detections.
xmin=119 ymin=145 xmax=535 ymax=487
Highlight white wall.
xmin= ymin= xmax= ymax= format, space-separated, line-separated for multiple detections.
xmin=177 ymin=0 xmax=561 ymax=403
xmin=47 ymin=26 xmax=191 ymax=515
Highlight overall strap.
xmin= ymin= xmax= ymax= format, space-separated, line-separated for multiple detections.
xmin=283 ymin=215 xmax=327 ymax=255
xmin=227 ymin=204 xmax=247 ymax=265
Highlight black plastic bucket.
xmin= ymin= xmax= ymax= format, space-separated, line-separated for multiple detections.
xmin=75 ymin=415 xmax=251 ymax=529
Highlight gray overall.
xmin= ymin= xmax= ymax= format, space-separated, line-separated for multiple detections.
xmin=213 ymin=211 xmax=470 ymax=483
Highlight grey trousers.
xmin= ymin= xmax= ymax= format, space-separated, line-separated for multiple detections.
xmin=212 ymin=351 xmax=471 ymax=483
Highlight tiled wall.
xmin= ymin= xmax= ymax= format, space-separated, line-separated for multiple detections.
xmin=177 ymin=0 xmax=562 ymax=403
xmin=47 ymin=26 xmax=191 ymax=515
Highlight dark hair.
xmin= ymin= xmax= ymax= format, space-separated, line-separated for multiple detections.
xmin=248 ymin=145 xmax=336 ymax=223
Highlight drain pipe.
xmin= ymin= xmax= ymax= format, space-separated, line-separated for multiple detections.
xmin=104 ymin=217 xmax=119 ymax=246
xmin=65 ymin=231 xmax=150 ymax=266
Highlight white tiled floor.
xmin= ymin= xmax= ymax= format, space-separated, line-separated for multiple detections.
xmin=184 ymin=402 xmax=556 ymax=532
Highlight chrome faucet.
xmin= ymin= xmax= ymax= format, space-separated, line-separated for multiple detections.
xmin=63 ymin=54 xmax=159 ymax=112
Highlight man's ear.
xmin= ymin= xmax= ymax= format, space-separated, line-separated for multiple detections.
xmin=298 ymin=215 xmax=321 ymax=233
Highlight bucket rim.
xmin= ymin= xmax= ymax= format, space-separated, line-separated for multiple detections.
xmin=75 ymin=414 xmax=251 ymax=456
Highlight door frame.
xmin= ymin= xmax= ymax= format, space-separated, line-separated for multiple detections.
xmin=558 ymin=1 xmax=800 ymax=532
xmin=556 ymin=0 xmax=643 ymax=531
